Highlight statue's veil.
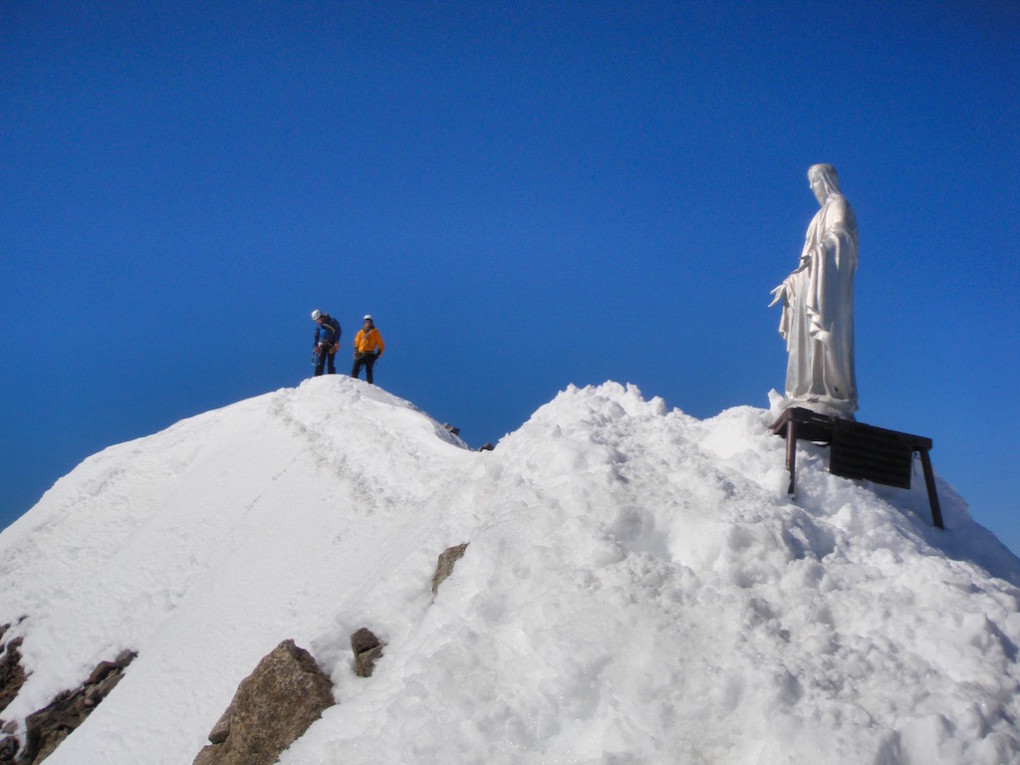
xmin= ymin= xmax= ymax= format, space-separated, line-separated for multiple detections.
xmin=808 ymin=163 xmax=841 ymax=197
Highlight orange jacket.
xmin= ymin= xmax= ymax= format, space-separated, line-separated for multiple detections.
xmin=354 ymin=327 xmax=385 ymax=356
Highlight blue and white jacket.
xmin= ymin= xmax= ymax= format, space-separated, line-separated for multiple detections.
xmin=314 ymin=315 xmax=341 ymax=349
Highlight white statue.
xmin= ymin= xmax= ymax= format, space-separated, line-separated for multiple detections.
xmin=769 ymin=164 xmax=858 ymax=418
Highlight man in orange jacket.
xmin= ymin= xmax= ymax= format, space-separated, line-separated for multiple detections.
xmin=351 ymin=314 xmax=385 ymax=384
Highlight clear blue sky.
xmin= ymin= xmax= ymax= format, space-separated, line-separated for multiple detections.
xmin=2 ymin=2 xmax=1018 ymax=551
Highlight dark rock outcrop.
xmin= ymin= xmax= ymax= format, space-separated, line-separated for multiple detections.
xmin=0 ymin=627 xmax=27 ymax=715
xmin=3 ymin=649 xmax=137 ymax=765
xmin=0 ymin=622 xmax=27 ymax=763
xmin=193 ymin=639 xmax=334 ymax=765
xmin=0 ymin=737 xmax=16 ymax=763
xmin=431 ymin=543 xmax=469 ymax=595
xmin=349 ymin=628 xmax=384 ymax=678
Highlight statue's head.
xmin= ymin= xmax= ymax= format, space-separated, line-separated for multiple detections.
xmin=808 ymin=163 xmax=841 ymax=204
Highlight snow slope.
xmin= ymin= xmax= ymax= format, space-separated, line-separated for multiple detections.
xmin=1 ymin=377 xmax=1019 ymax=764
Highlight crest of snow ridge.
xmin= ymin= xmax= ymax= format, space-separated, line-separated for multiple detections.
xmin=1 ymin=378 xmax=1019 ymax=764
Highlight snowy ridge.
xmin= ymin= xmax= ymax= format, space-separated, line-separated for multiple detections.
xmin=1 ymin=378 xmax=1018 ymax=764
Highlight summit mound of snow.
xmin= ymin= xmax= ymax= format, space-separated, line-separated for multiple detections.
xmin=1 ymin=378 xmax=1019 ymax=764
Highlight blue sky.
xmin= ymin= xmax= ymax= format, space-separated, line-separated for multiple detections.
xmin=2 ymin=2 xmax=1018 ymax=551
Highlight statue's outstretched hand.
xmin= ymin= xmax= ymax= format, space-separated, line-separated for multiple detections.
xmin=768 ymin=284 xmax=786 ymax=308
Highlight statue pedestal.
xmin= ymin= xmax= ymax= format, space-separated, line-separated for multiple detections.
xmin=769 ymin=407 xmax=943 ymax=529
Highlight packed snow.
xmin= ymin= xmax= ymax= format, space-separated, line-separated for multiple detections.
xmin=1 ymin=377 xmax=1019 ymax=764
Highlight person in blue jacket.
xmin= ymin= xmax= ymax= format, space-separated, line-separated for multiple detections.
xmin=311 ymin=309 xmax=341 ymax=376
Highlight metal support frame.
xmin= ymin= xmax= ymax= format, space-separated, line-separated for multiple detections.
xmin=770 ymin=407 xmax=943 ymax=529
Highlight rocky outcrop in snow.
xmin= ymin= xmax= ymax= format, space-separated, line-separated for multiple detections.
xmin=193 ymin=639 xmax=333 ymax=765
xmin=0 ymin=647 xmax=135 ymax=764
xmin=431 ymin=542 xmax=469 ymax=595
xmin=349 ymin=628 xmax=385 ymax=678
xmin=0 ymin=624 xmax=26 ymax=717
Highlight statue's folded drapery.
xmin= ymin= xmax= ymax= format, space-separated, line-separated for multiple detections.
xmin=774 ymin=164 xmax=858 ymax=418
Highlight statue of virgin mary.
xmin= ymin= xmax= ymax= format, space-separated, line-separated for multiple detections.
xmin=769 ymin=164 xmax=859 ymax=418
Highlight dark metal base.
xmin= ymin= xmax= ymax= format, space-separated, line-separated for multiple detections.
xmin=770 ymin=407 xmax=943 ymax=529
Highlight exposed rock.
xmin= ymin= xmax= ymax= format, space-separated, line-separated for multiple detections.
xmin=193 ymin=639 xmax=333 ymax=765
xmin=0 ymin=736 xmax=17 ymax=762
xmin=350 ymin=628 xmax=385 ymax=678
xmin=478 ymin=442 xmax=495 ymax=451
xmin=0 ymin=632 xmax=26 ymax=714
xmin=432 ymin=542 xmax=469 ymax=595
xmin=442 ymin=423 xmax=460 ymax=436
xmin=0 ymin=625 xmax=27 ymax=764
xmin=10 ymin=649 xmax=136 ymax=765
xmin=207 ymin=713 xmax=231 ymax=746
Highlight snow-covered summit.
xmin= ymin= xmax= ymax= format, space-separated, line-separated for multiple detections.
xmin=1 ymin=378 xmax=1019 ymax=764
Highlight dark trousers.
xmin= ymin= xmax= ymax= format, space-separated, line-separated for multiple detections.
xmin=314 ymin=346 xmax=337 ymax=376
xmin=351 ymin=353 xmax=377 ymax=384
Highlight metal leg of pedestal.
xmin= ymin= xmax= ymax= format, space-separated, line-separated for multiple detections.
xmin=785 ymin=419 xmax=797 ymax=495
xmin=918 ymin=448 xmax=944 ymax=530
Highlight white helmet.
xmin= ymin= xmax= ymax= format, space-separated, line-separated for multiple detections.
xmin=363 ymin=314 xmax=373 ymax=321
xmin=311 ymin=309 xmax=322 ymax=320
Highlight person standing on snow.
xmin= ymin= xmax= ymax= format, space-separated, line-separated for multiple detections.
xmin=351 ymin=314 xmax=385 ymax=384
xmin=311 ymin=309 xmax=341 ymax=376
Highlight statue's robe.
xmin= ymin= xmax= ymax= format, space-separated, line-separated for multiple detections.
xmin=779 ymin=193 xmax=858 ymax=416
